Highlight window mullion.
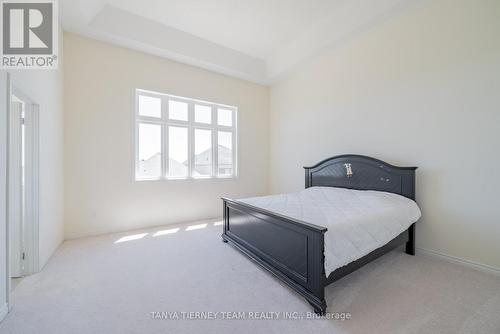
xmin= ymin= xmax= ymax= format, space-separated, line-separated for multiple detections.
xmin=213 ymin=105 xmax=218 ymax=177
xmin=163 ymin=124 xmax=168 ymax=179
xmin=135 ymin=90 xmax=139 ymax=179
xmin=188 ymin=102 xmax=194 ymax=178
xmin=162 ymin=96 xmax=168 ymax=178
xmin=166 ymin=119 xmax=189 ymax=127
xmin=233 ymin=109 xmax=237 ymax=177
xmin=135 ymin=121 xmax=139 ymax=178
xmin=213 ymin=129 xmax=217 ymax=178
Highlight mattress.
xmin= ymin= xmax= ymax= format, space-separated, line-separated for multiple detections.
xmin=238 ymin=186 xmax=421 ymax=276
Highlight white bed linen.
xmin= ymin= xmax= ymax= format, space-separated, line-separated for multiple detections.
xmin=238 ymin=187 xmax=421 ymax=276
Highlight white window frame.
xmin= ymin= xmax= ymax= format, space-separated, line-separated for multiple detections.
xmin=134 ymin=89 xmax=238 ymax=181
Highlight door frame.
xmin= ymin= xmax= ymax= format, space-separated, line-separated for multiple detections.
xmin=11 ymin=86 xmax=40 ymax=277
xmin=1 ymin=73 xmax=41 ymax=322
xmin=1 ymin=72 xmax=10 ymax=321
xmin=8 ymin=99 xmax=23 ymax=278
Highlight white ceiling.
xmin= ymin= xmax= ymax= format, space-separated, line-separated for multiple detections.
xmin=61 ymin=0 xmax=415 ymax=84
xmin=106 ymin=0 xmax=342 ymax=60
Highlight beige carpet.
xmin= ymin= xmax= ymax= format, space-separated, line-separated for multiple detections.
xmin=1 ymin=219 xmax=499 ymax=334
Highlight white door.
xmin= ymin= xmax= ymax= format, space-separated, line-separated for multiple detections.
xmin=9 ymin=101 xmax=23 ymax=278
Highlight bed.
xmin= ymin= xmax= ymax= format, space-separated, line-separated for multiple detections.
xmin=221 ymin=155 xmax=420 ymax=314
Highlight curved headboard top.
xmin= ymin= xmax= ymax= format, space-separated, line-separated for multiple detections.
xmin=304 ymin=154 xmax=417 ymax=200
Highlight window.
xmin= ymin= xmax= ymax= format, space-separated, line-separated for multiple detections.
xmin=135 ymin=89 xmax=237 ymax=180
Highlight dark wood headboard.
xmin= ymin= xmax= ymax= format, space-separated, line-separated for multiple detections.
xmin=304 ymin=155 xmax=417 ymax=200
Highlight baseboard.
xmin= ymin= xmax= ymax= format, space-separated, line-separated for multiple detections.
xmin=417 ymin=247 xmax=500 ymax=276
xmin=0 ymin=302 xmax=8 ymax=323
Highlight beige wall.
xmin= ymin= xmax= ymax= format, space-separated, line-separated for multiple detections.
xmin=269 ymin=0 xmax=500 ymax=269
xmin=63 ymin=32 xmax=269 ymax=238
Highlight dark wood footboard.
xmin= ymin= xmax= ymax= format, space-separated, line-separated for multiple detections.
xmin=221 ymin=197 xmax=328 ymax=313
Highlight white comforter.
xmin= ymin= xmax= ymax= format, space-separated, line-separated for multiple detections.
xmin=238 ymin=187 xmax=421 ymax=276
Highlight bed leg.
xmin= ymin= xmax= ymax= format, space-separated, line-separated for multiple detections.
xmin=309 ymin=300 xmax=327 ymax=316
xmin=307 ymin=284 xmax=327 ymax=316
xmin=221 ymin=234 xmax=229 ymax=243
xmin=405 ymin=223 xmax=415 ymax=255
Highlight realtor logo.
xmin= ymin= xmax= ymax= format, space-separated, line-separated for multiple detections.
xmin=1 ymin=0 xmax=58 ymax=69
